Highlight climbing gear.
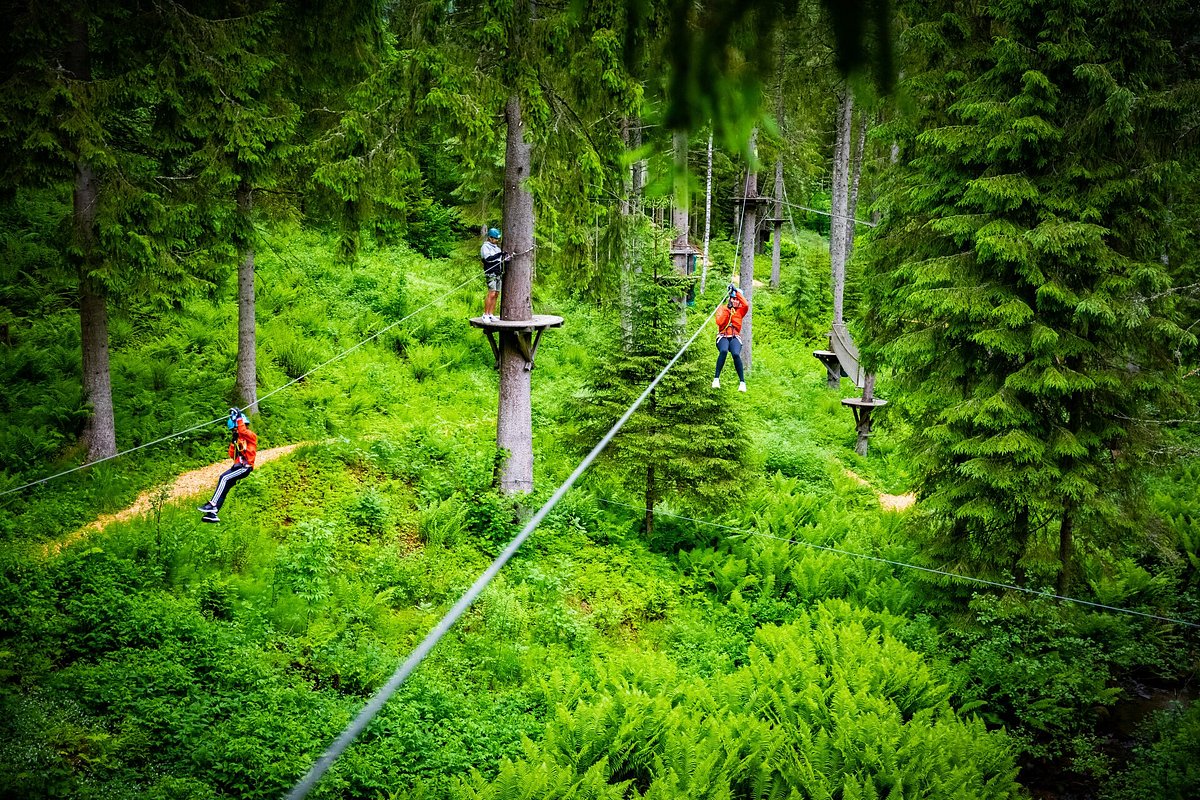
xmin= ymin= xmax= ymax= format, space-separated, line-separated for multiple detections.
xmin=487 ymin=227 xmax=501 ymax=239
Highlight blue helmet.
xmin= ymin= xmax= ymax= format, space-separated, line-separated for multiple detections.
xmin=227 ymin=408 xmax=247 ymax=430
xmin=487 ymin=227 xmax=501 ymax=240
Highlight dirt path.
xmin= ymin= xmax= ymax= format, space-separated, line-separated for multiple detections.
xmin=843 ymin=468 xmax=916 ymax=512
xmin=44 ymin=443 xmax=308 ymax=558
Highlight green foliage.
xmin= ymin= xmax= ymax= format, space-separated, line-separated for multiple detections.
xmin=452 ymin=602 xmax=1018 ymax=800
xmin=864 ymin=0 xmax=1199 ymax=586
xmin=1102 ymin=699 xmax=1200 ymax=800
xmin=572 ymin=267 xmax=745 ymax=537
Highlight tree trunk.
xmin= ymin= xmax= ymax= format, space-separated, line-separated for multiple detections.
xmin=830 ymin=86 xmax=853 ymax=325
xmin=1057 ymin=501 xmax=1075 ymax=595
xmin=497 ymin=93 xmax=535 ymax=495
xmin=770 ymin=156 xmax=783 ymax=288
xmin=69 ymin=17 xmax=116 ymax=462
xmin=644 ymin=454 xmax=656 ymax=536
xmin=845 ymin=109 xmax=868 ymax=263
xmin=235 ymin=181 xmax=258 ymax=414
xmin=619 ymin=117 xmax=634 ymax=348
xmin=701 ymin=128 xmax=713 ymax=295
xmin=670 ymin=130 xmax=689 ymax=276
xmin=854 ymin=373 xmax=876 ymax=456
xmin=738 ymin=129 xmax=758 ymax=372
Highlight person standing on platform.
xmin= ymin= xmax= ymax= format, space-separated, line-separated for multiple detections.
xmin=480 ymin=227 xmax=510 ymax=322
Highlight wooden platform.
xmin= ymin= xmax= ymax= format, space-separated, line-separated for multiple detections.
xmin=840 ymin=397 xmax=888 ymax=410
xmin=468 ymin=315 xmax=564 ymax=332
xmin=469 ymin=314 xmax=564 ymax=371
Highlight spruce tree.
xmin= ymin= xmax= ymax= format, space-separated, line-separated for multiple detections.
xmin=575 ymin=250 xmax=744 ymax=536
xmin=865 ymin=0 xmax=1197 ymax=589
xmin=0 ymin=0 xmax=225 ymax=461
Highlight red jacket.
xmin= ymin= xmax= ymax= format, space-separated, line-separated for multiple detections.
xmin=229 ymin=420 xmax=258 ymax=467
xmin=715 ymin=290 xmax=749 ymax=337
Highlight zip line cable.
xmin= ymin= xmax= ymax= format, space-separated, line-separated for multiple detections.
xmin=285 ymin=299 xmax=725 ymax=800
xmin=597 ymin=498 xmax=1200 ymax=630
xmin=778 ymin=195 xmax=877 ymax=228
xmin=0 ymin=272 xmax=482 ymax=499
xmin=252 ymin=271 xmax=480 ymax=410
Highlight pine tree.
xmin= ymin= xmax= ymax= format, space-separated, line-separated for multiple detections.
xmin=865 ymin=0 xmax=1198 ymax=589
xmin=575 ymin=246 xmax=744 ymax=536
xmin=0 ymin=0 xmax=225 ymax=461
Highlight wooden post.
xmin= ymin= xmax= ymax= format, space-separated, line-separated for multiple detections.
xmin=738 ymin=128 xmax=758 ymax=372
xmin=855 ymin=374 xmax=876 ymax=456
xmin=770 ymin=156 xmax=783 ymax=288
xmin=701 ymin=129 xmax=712 ymax=294
xmin=497 ymin=93 xmax=535 ymax=495
xmin=670 ymin=130 xmax=689 ymax=276
xmin=830 ymin=86 xmax=853 ymax=326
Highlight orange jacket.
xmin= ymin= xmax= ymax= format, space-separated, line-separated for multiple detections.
xmin=229 ymin=420 xmax=258 ymax=467
xmin=715 ymin=290 xmax=749 ymax=337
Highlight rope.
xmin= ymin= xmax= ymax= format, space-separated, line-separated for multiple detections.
xmin=0 ymin=272 xmax=482 ymax=499
xmin=597 ymin=499 xmax=1200 ymax=630
xmin=284 ymin=299 xmax=724 ymax=800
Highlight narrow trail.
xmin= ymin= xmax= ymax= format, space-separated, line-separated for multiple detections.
xmin=843 ymin=468 xmax=916 ymax=512
xmin=44 ymin=442 xmax=308 ymax=558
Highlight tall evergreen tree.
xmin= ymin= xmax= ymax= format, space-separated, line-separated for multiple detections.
xmin=575 ymin=249 xmax=744 ymax=536
xmin=865 ymin=0 xmax=1198 ymax=589
xmin=0 ymin=0 xmax=222 ymax=461
xmin=156 ymin=1 xmax=300 ymax=415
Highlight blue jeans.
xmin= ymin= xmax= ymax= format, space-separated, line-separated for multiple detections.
xmin=715 ymin=336 xmax=744 ymax=382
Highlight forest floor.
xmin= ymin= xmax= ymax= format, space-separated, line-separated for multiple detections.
xmin=843 ymin=468 xmax=916 ymax=512
xmin=42 ymin=442 xmax=308 ymax=558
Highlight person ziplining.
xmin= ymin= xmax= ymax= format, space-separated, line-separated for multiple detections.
xmin=479 ymin=227 xmax=511 ymax=322
xmin=197 ymin=409 xmax=257 ymax=523
xmin=712 ymin=276 xmax=750 ymax=393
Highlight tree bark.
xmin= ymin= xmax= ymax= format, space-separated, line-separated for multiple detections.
xmin=701 ymin=128 xmax=713 ymax=294
xmin=770 ymin=155 xmax=784 ymax=288
xmin=670 ymin=130 xmax=689 ymax=275
xmin=619 ymin=117 xmax=634 ymax=348
xmin=497 ymin=93 xmax=535 ymax=495
xmin=845 ymin=109 xmax=868 ymax=263
xmin=644 ymin=459 xmax=656 ymax=537
xmin=1057 ymin=501 xmax=1075 ymax=595
xmin=69 ymin=17 xmax=116 ymax=462
xmin=235 ymin=181 xmax=258 ymax=414
xmin=830 ymin=86 xmax=853 ymax=326
xmin=738 ymin=129 xmax=758 ymax=372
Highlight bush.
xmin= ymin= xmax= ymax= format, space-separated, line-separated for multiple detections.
xmin=1102 ymin=699 xmax=1200 ymax=800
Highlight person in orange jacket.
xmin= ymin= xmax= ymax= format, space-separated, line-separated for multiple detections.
xmin=713 ymin=278 xmax=750 ymax=392
xmin=198 ymin=409 xmax=257 ymax=523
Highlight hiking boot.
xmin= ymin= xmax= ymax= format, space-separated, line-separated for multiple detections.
xmin=201 ymin=511 xmax=220 ymax=523
xmin=711 ymin=377 xmax=720 ymax=388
